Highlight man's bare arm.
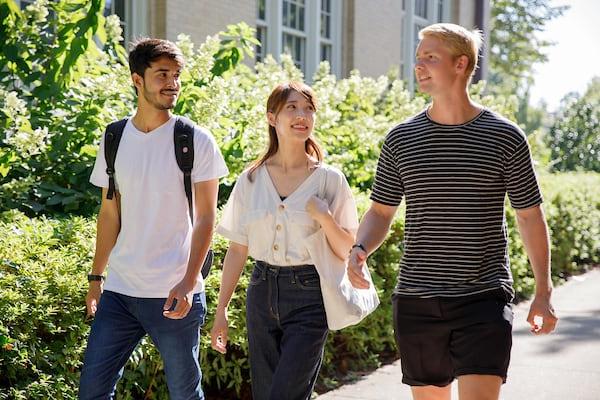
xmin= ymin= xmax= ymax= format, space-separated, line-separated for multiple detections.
xmin=347 ymin=201 xmax=398 ymax=288
xmin=86 ymin=188 xmax=120 ymax=316
xmin=515 ymin=204 xmax=558 ymax=334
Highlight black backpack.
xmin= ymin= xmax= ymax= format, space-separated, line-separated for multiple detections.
xmin=103 ymin=116 xmax=213 ymax=279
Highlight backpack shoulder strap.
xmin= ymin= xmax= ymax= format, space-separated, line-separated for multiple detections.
xmin=174 ymin=116 xmax=195 ymax=223
xmin=104 ymin=118 xmax=128 ymax=200
xmin=174 ymin=117 xmax=213 ymax=279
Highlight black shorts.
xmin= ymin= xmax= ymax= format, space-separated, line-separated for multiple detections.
xmin=392 ymin=290 xmax=513 ymax=387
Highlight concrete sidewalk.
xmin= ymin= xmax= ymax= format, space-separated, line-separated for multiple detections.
xmin=317 ymin=268 xmax=600 ymax=400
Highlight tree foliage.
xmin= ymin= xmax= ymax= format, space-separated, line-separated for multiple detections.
xmin=548 ymin=78 xmax=600 ymax=172
xmin=0 ymin=0 xmax=256 ymax=216
xmin=488 ymin=0 xmax=567 ymax=97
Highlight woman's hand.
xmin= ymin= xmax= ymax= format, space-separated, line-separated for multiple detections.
xmin=210 ymin=309 xmax=229 ymax=354
xmin=306 ymin=195 xmax=330 ymax=224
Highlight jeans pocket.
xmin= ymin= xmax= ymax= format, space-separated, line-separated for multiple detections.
xmin=248 ymin=266 xmax=263 ymax=286
xmin=190 ymin=293 xmax=207 ymax=326
xmin=296 ymin=272 xmax=321 ymax=291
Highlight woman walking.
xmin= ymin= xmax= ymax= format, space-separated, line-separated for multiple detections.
xmin=210 ymin=82 xmax=358 ymax=400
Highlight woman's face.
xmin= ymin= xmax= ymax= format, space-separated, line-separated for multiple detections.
xmin=268 ymin=90 xmax=316 ymax=144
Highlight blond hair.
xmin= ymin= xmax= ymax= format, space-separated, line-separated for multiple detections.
xmin=418 ymin=23 xmax=483 ymax=78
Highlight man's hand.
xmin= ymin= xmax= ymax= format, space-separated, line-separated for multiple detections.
xmin=526 ymin=294 xmax=558 ymax=335
xmin=210 ymin=309 xmax=229 ymax=354
xmin=86 ymin=281 xmax=103 ymax=318
xmin=347 ymin=247 xmax=370 ymax=289
xmin=163 ymin=280 xmax=194 ymax=319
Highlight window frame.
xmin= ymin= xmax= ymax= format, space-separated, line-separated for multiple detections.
xmin=259 ymin=0 xmax=341 ymax=79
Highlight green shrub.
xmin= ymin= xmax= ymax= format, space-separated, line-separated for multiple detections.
xmin=0 ymin=1 xmax=256 ymax=216
xmin=1 ymin=0 xmax=517 ymax=217
xmin=1 ymin=173 xmax=598 ymax=398
xmin=547 ymin=78 xmax=600 ymax=173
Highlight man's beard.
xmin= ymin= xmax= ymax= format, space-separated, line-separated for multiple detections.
xmin=143 ymin=85 xmax=178 ymax=110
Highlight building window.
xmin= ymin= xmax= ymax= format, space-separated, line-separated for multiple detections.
xmin=320 ymin=0 xmax=333 ymax=63
xmin=257 ymin=0 xmax=341 ymax=78
xmin=281 ymin=0 xmax=307 ymax=71
xmin=415 ymin=0 xmax=427 ymax=19
xmin=256 ymin=0 xmax=268 ymax=62
xmin=282 ymin=33 xmax=306 ymax=71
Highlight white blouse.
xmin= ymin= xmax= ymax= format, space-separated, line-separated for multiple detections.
xmin=217 ymin=164 xmax=359 ymax=266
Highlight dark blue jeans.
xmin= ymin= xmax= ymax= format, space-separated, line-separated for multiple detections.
xmin=79 ymin=290 xmax=206 ymax=400
xmin=246 ymin=261 xmax=329 ymax=400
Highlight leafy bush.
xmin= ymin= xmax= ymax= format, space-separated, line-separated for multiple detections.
xmin=2 ymin=173 xmax=598 ymax=398
xmin=1 ymin=1 xmax=598 ymax=398
xmin=0 ymin=0 xmax=517 ymax=217
xmin=0 ymin=0 xmax=256 ymax=216
xmin=547 ymin=78 xmax=600 ymax=173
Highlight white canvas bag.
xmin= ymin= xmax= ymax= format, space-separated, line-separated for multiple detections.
xmin=305 ymin=167 xmax=380 ymax=330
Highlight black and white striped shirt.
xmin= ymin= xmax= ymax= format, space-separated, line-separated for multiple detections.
xmin=371 ymin=109 xmax=543 ymax=300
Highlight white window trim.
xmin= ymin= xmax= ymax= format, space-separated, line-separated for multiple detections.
xmin=257 ymin=0 xmax=268 ymax=61
xmin=261 ymin=0 xmax=341 ymax=80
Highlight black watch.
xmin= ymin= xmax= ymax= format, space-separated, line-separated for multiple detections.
xmin=87 ymin=274 xmax=105 ymax=282
xmin=351 ymin=243 xmax=366 ymax=253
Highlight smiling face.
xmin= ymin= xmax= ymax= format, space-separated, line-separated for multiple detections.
xmin=133 ymin=56 xmax=181 ymax=110
xmin=267 ymin=89 xmax=316 ymax=144
xmin=414 ymin=35 xmax=469 ymax=96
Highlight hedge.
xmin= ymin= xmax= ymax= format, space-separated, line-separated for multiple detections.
xmin=1 ymin=172 xmax=598 ymax=399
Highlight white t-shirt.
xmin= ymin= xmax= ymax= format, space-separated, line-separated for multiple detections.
xmin=217 ymin=164 xmax=358 ymax=266
xmin=90 ymin=116 xmax=228 ymax=297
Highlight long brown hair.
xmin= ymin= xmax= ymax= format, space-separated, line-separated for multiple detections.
xmin=247 ymin=81 xmax=324 ymax=181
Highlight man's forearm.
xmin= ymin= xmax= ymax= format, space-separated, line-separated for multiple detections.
xmin=183 ymin=214 xmax=215 ymax=283
xmin=91 ymin=210 xmax=120 ymax=275
xmin=516 ymin=207 xmax=552 ymax=296
xmin=356 ymin=206 xmax=395 ymax=255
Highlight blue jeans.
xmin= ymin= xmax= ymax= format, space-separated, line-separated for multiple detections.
xmin=246 ymin=261 xmax=329 ymax=400
xmin=79 ymin=290 xmax=206 ymax=400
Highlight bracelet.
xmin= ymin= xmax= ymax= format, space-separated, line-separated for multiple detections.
xmin=87 ymin=274 xmax=105 ymax=282
xmin=351 ymin=243 xmax=366 ymax=253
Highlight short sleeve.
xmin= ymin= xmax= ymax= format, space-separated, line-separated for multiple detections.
xmin=325 ymin=168 xmax=359 ymax=235
xmin=216 ymin=176 xmax=248 ymax=245
xmin=505 ymin=135 xmax=543 ymax=209
xmin=370 ymin=137 xmax=404 ymax=206
xmin=89 ymin=134 xmax=110 ymax=188
xmin=192 ymin=127 xmax=229 ymax=183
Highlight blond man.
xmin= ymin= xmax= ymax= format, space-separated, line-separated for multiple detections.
xmin=348 ymin=23 xmax=557 ymax=400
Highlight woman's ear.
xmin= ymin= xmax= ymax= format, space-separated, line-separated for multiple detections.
xmin=267 ymin=112 xmax=276 ymax=127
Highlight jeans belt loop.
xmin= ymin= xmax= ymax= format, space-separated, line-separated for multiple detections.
xmin=261 ymin=265 xmax=267 ymax=281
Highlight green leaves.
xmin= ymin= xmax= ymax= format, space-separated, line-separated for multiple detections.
xmin=489 ymin=0 xmax=568 ymax=98
xmin=210 ymin=22 xmax=259 ymax=78
xmin=548 ymin=78 xmax=600 ymax=172
xmin=2 ymin=174 xmax=598 ymax=397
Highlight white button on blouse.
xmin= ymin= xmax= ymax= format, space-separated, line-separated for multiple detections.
xmin=217 ymin=164 xmax=359 ymax=266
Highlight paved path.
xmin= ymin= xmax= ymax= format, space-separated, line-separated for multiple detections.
xmin=317 ymin=268 xmax=600 ymax=400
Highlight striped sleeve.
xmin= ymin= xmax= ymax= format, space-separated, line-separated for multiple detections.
xmin=370 ymin=138 xmax=404 ymax=206
xmin=505 ymin=137 xmax=543 ymax=209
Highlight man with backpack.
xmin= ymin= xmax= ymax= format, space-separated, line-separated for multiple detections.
xmin=79 ymin=38 xmax=228 ymax=400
